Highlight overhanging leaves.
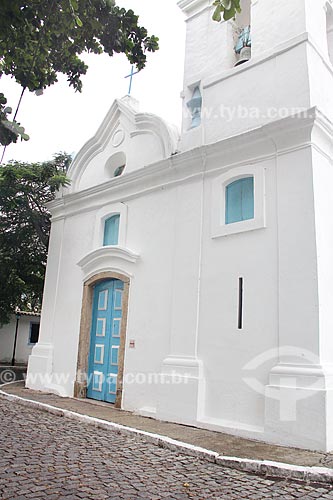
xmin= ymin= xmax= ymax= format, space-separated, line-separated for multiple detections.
xmin=212 ymin=0 xmax=242 ymax=22
xmin=0 ymin=0 xmax=159 ymax=147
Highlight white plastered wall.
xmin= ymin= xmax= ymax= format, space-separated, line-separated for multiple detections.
xmin=27 ymin=111 xmax=333 ymax=451
xmin=0 ymin=315 xmax=40 ymax=365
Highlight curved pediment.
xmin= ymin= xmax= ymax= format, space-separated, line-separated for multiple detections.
xmin=67 ymin=96 xmax=179 ymax=193
xmin=77 ymin=246 xmax=140 ymax=281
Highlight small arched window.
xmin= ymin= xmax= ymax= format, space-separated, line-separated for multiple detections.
xmin=114 ymin=165 xmax=125 ymax=177
xmin=103 ymin=214 xmax=120 ymax=246
xmin=225 ymin=177 xmax=254 ymax=224
xmin=105 ymin=152 xmax=126 ymax=178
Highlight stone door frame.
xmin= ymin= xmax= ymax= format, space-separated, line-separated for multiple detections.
xmin=74 ymin=271 xmax=130 ymax=408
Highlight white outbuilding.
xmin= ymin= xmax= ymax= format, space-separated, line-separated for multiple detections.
xmin=27 ymin=0 xmax=333 ymax=452
xmin=0 ymin=311 xmax=40 ymax=365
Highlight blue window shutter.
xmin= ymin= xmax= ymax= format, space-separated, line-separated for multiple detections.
xmin=241 ymin=177 xmax=254 ymax=221
xmin=103 ymin=214 xmax=120 ymax=246
xmin=225 ymin=177 xmax=254 ymax=224
xmin=226 ymin=179 xmax=243 ymax=224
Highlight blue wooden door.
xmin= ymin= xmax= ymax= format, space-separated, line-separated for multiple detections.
xmin=87 ymin=279 xmax=124 ymax=403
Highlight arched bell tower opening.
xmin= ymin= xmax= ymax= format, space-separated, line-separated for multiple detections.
xmin=233 ymin=0 xmax=252 ymax=66
xmin=235 ymin=0 xmax=251 ymax=27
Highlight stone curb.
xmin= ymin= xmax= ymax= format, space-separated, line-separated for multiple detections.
xmin=1 ymin=389 xmax=333 ymax=485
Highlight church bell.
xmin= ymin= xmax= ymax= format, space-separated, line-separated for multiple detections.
xmin=235 ymin=46 xmax=252 ymax=66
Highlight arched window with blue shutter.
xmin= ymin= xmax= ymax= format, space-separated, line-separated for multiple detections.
xmin=103 ymin=214 xmax=120 ymax=246
xmin=225 ymin=177 xmax=254 ymax=224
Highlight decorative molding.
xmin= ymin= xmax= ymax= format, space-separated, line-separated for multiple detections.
xmin=268 ymin=363 xmax=333 ymax=389
xmin=111 ymin=128 xmax=125 ymax=148
xmin=48 ymin=107 xmax=332 ymax=222
xmin=204 ymin=32 xmax=333 ymax=91
xmin=161 ymin=356 xmax=203 ymax=378
xmin=29 ymin=342 xmax=53 ymax=359
xmin=66 ymin=96 xmax=179 ymax=193
xmin=211 ymin=164 xmax=266 ymax=238
xmin=204 ymin=33 xmax=309 ymax=89
xmin=78 ymin=246 xmax=139 ymax=275
xmin=178 ymin=0 xmax=212 ymax=18
xmin=93 ymin=202 xmax=128 ymax=249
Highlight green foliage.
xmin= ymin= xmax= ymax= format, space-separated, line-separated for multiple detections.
xmin=0 ymin=0 xmax=159 ymax=147
xmin=0 ymin=93 xmax=30 ymax=147
xmin=212 ymin=0 xmax=241 ymax=22
xmin=0 ymin=153 xmax=71 ymax=325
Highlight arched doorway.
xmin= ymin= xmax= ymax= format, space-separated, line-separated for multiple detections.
xmin=87 ymin=279 xmax=123 ymax=403
xmin=74 ymin=272 xmax=130 ymax=408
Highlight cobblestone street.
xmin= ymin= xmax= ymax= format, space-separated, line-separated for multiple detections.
xmin=1 ymin=398 xmax=333 ymax=500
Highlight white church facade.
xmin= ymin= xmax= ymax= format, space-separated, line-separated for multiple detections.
xmin=27 ymin=0 xmax=333 ymax=452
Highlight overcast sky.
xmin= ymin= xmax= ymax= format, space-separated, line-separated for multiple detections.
xmin=1 ymin=0 xmax=186 ymax=164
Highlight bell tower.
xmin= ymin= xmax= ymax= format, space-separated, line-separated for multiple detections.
xmin=178 ymin=0 xmax=333 ymax=151
xmin=176 ymin=0 xmax=333 ymax=452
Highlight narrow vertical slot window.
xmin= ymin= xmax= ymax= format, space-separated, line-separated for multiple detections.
xmin=187 ymin=86 xmax=202 ymax=129
xmin=238 ymin=277 xmax=243 ymax=330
